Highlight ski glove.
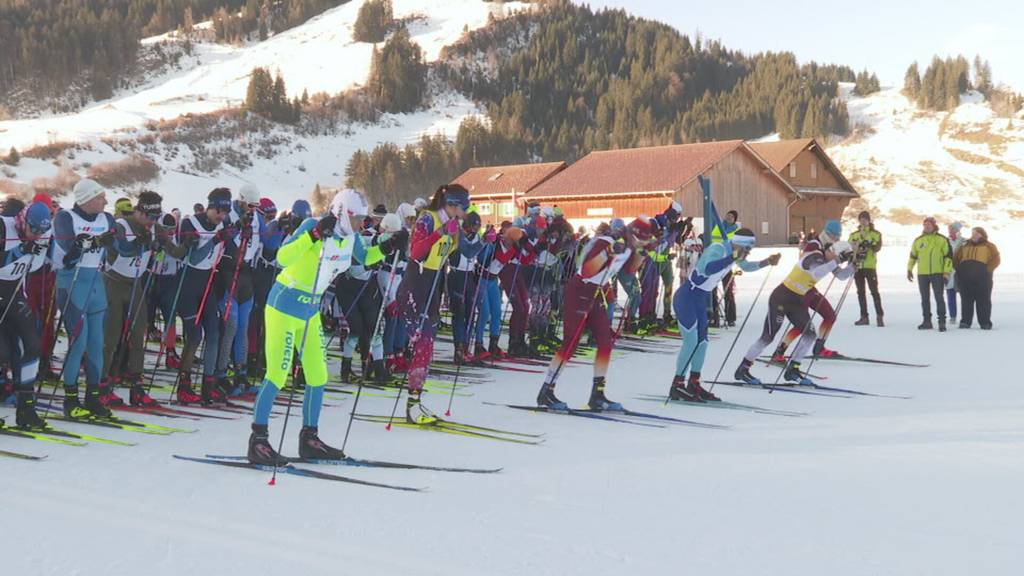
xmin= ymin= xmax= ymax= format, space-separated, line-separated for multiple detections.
xmin=214 ymin=224 xmax=236 ymax=243
xmin=311 ymin=214 xmax=337 ymax=241
xmin=378 ymin=228 xmax=409 ymax=254
xmin=19 ymin=240 xmax=46 ymax=256
xmin=766 ymin=253 xmax=782 ymax=266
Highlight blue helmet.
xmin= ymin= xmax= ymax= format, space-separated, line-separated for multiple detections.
xmin=609 ymin=218 xmax=625 ymax=232
xmin=20 ymin=202 xmax=52 ymax=236
xmin=822 ymin=219 xmax=842 ymax=243
xmin=291 ymin=199 xmax=311 ymax=220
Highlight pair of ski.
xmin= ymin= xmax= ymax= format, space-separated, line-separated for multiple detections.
xmin=1 ymin=448 xmax=47 ymax=461
xmin=634 ymin=394 xmax=809 ymax=417
xmin=704 ymin=380 xmax=912 ymax=400
xmin=351 ymin=413 xmax=546 ymax=445
xmin=757 ymin=354 xmax=929 ymax=368
xmin=0 ymin=421 xmax=136 ymax=446
xmin=482 ymin=402 xmax=729 ymax=430
xmin=32 ymin=405 xmax=198 ymax=434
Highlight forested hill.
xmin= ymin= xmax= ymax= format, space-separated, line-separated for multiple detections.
xmin=438 ymin=1 xmax=854 ymax=161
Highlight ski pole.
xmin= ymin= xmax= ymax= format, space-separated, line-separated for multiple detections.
xmin=145 ymin=246 xmax=193 ymax=396
xmin=109 ymin=245 xmax=158 ymax=381
xmin=802 ymin=272 xmax=857 ymax=376
xmin=270 ymin=238 xmax=329 ymax=486
xmin=443 ymin=254 xmax=485 ymax=417
xmin=340 ymin=250 xmax=401 ymax=453
xmin=42 ymin=245 xmax=106 ymax=418
xmin=708 ymin=264 xmax=773 ymax=393
xmin=384 ymin=238 xmax=454 ymax=430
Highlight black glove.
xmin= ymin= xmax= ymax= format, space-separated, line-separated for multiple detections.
xmin=214 ymin=223 xmax=236 ymax=243
xmin=612 ymin=241 xmax=626 ymax=255
xmin=96 ymin=229 xmax=117 ymax=249
xmin=19 ymin=240 xmax=45 ymax=256
xmin=135 ymin=226 xmax=153 ymax=247
xmin=74 ymin=233 xmax=94 ymax=252
xmin=311 ymin=214 xmax=337 ymax=241
xmin=240 ymin=222 xmax=254 ymax=242
xmin=379 ymin=228 xmax=409 ymax=254
xmin=837 ymin=250 xmax=853 ymax=264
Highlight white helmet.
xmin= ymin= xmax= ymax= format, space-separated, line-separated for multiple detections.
xmin=329 ymin=188 xmax=369 ymax=236
xmin=73 ymin=178 xmax=106 ymax=205
xmin=380 ymin=213 xmax=403 ymax=234
xmin=412 ymin=197 xmax=427 ymax=211
xmin=396 ymin=202 xmax=417 ymax=220
xmin=238 ymin=183 xmax=260 ymax=205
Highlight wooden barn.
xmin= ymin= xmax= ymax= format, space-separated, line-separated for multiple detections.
xmin=750 ymin=138 xmax=859 ymax=239
xmin=449 ymin=161 xmax=567 ymax=226
xmin=525 ymin=140 xmax=798 ymax=244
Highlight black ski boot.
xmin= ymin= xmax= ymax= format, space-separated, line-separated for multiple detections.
xmin=668 ymin=375 xmax=702 ymax=402
xmin=488 ymin=336 xmax=505 ymax=359
xmin=587 ymin=377 xmax=623 ymax=412
xmin=201 ymin=376 xmax=226 ymax=405
xmin=734 ymin=359 xmax=762 ymax=385
xmin=536 ymin=382 xmax=567 ymax=411
xmin=247 ymin=424 xmax=289 ymax=466
xmin=783 ymin=362 xmax=813 ymax=386
xmin=298 ymin=426 xmax=346 ymax=461
xmin=129 ymin=384 xmax=159 ymax=408
xmin=340 ymin=357 xmax=356 ymax=384
xmin=938 ymin=318 xmax=947 ymax=332
xmin=63 ymin=393 xmax=92 ymax=419
xmin=15 ymin=393 xmax=47 ymax=430
xmin=371 ymin=359 xmax=390 ymax=384
xmin=917 ymin=318 xmax=933 ymax=330
xmin=854 ymin=315 xmax=869 ymax=326
xmin=876 ymin=315 xmax=885 ymax=327
xmin=83 ymin=388 xmax=112 ymax=418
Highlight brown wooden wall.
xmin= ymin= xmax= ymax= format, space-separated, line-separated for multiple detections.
xmin=789 ymin=195 xmax=852 ymax=240
xmin=781 ymin=149 xmax=843 ymax=189
xmin=676 ymin=148 xmax=794 ymax=245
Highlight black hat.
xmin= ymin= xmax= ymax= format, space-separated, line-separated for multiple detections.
xmin=372 ymin=204 xmax=387 ymax=218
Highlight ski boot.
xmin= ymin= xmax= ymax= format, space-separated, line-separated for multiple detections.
xmin=371 ymin=359 xmax=390 ymax=384
xmin=686 ymin=373 xmax=720 ymax=402
xmin=813 ymin=341 xmax=841 ymax=359
xmin=202 ymin=376 xmax=226 ymax=405
xmin=298 ymin=426 xmax=346 ymax=461
xmin=176 ymin=374 xmax=202 ymax=405
xmin=233 ymin=371 xmax=252 ymax=396
xmin=783 ymin=362 xmax=813 ymax=386
xmin=734 ymin=359 xmax=762 ymax=385
xmin=405 ymin=390 xmax=437 ymax=424
xmin=854 ymin=315 xmax=869 ymax=326
xmin=63 ymin=394 xmax=94 ymax=419
xmin=462 ymin=344 xmax=484 ymax=367
xmin=248 ymin=424 xmax=290 ymax=466
xmin=97 ymin=380 xmax=125 ymax=407
xmin=83 ymin=388 xmax=112 ymax=418
xmin=917 ymin=318 xmax=933 ymax=330
xmin=165 ymin=348 xmax=181 ymax=370
xmin=340 ymin=357 xmax=357 ymax=384
xmin=15 ymin=393 xmax=47 ymax=430
xmin=668 ymin=375 xmax=702 ymax=402
xmin=488 ymin=336 xmax=506 ymax=360
xmin=507 ymin=335 xmax=528 ymax=358
xmin=876 ymin=316 xmax=885 ymax=327
xmin=472 ymin=341 xmax=490 ymax=363
xmin=536 ymin=382 xmax=567 ymax=411
xmin=587 ymin=377 xmax=623 ymax=412
xmin=938 ymin=318 xmax=947 ymax=332
xmin=215 ymin=375 xmax=236 ymax=398
xmin=129 ymin=384 xmax=159 ymax=408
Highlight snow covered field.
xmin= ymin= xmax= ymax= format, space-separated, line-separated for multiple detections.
xmin=3 ymin=249 xmax=1021 ymax=576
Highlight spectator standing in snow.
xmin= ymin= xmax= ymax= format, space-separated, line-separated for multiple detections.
xmin=907 ymin=216 xmax=952 ymax=331
xmin=953 ymin=227 xmax=999 ymax=330
xmin=850 ymin=210 xmax=884 ymax=326
xmin=945 ymin=221 xmax=967 ymax=323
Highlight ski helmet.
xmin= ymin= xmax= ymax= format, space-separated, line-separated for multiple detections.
xmin=396 ymin=202 xmax=416 ymax=221
xmin=821 ymin=219 xmax=842 ymax=244
xmin=18 ymin=202 xmax=53 ymax=238
xmin=329 ymin=188 xmax=369 ymax=236
xmin=732 ymin=228 xmax=757 ymax=249
xmin=291 ymin=199 xmax=311 ymax=220
xmin=238 ymin=183 xmax=260 ymax=205
xmin=380 ymin=213 xmax=403 ymax=234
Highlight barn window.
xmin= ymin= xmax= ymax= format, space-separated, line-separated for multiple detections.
xmin=500 ymin=202 xmax=515 ymax=217
xmin=788 ymin=162 xmax=796 ymax=178
xmin=477 ymin=203 xmax=494 ymax=215
xmin=810 ymin=162 xmax=818 ymax=179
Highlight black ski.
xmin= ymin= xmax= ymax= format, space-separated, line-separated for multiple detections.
xmin=172 ymin=455 xmax=425 ymax=492
xmin=205 ymin=454 xmax=502 ymax=474
xmin=759 ymin=354 xmax=928 ymax=368
xmin=635 ymin=394 xmax=810 ymax=417
xmin=0 ymin=448 xmax=47 ymax=460
xmin=483 ymin=402 xmax=666 ymax=428
xmin=704 ymin=381 xmax=852 ymax=398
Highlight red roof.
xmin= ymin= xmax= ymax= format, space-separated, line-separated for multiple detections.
xmin=528 ymin=140 xmax=784 ymax=199
xmin=451 ymin=161 xmax=566 ymax=199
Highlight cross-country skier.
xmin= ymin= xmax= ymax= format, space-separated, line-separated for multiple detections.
xmin=670 ymin=224 xmax=779 ymax=402
xmin=535 ymin=217 xmax=651 ymax=411
xmin=0 ymin=201 xmax=53 ymax=428
xmin=769 ymin=220 xmax=849 ymax=362
xmin=52 ymin=178 xmax=118 ymax=417
xmin=447 ymin=210 xmax=485 ymax=365
xmin=395 ymin=184 xmax=469 ymax=424
xmin=174 ymin=187 xmax=235 ymax=404
xmin=247 ymin=189 xmax=369 ymax=465
xmin=735 ymin=221 xmax=854 ymax=385
xmin=99 ymin=191 xmax=178 ymax=408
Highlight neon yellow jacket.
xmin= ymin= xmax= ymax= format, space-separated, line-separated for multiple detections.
xmin=849 ymin=226 xmax=882 ymax=270
xmin=908 ymin=232 xmax=952 ymax=275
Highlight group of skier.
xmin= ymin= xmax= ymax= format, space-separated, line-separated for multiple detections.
xmin=0 ymin=178 xmax=1002 ymax=466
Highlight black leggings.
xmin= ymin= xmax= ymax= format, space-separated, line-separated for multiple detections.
xmin=744 ymin=285 xmax=814 ymax=363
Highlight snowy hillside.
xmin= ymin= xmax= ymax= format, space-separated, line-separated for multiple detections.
xmin=827 ymin=84 xmax=1024 ymax=273
xmin=0 ymin=1 xmax=529 ymax=207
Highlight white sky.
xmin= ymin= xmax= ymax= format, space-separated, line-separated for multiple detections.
xmin=583 ymin=0 xmax=1024 ymax=91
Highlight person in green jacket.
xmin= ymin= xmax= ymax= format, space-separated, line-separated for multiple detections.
xmin=907 ymin=216 xmax=953 ymax=331
xmin=850 ymin=210 xmax=884 ymax=326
